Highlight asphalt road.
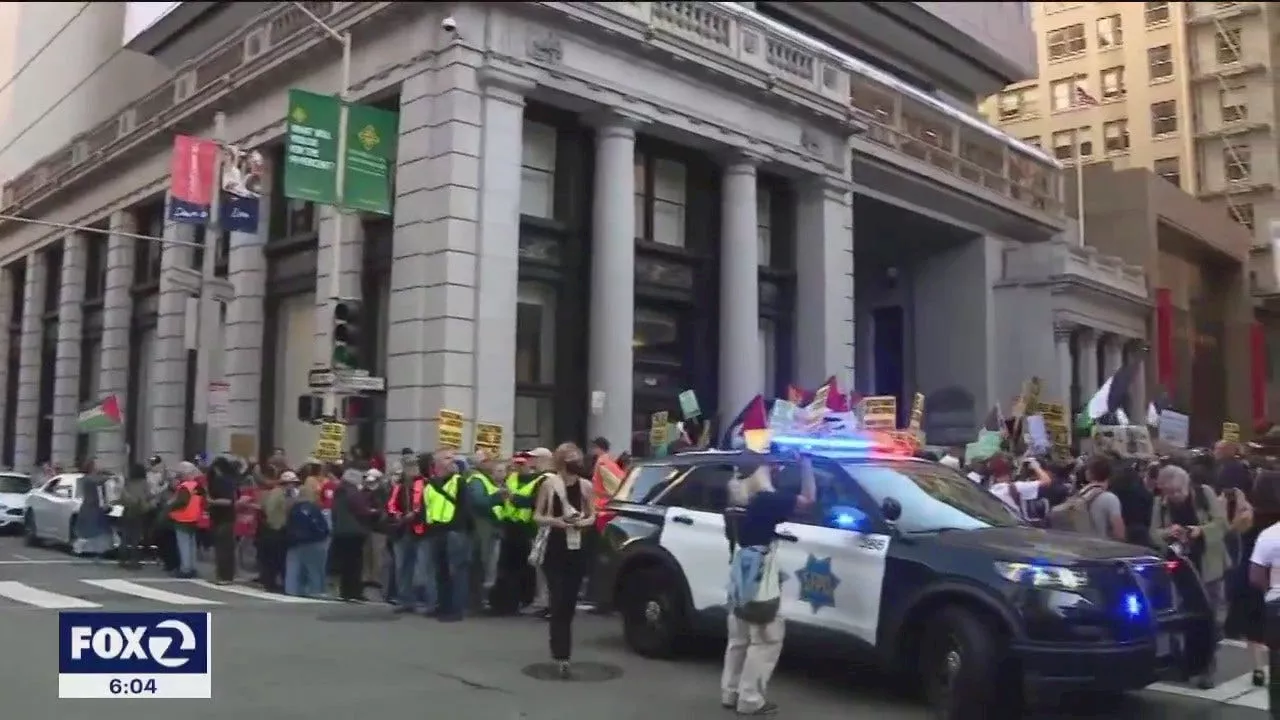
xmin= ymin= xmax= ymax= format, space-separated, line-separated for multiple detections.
xmin=0 ymin=533 xmax=1270 ymax=720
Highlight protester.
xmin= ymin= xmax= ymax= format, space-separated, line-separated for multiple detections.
xmin=417 ymin=450 xmax=472 ymax=621
xmin=1248 ymin=469 xmax=1280 ymax=712
xmin=256 ymin=467 xmax=290 ymax=592
xmin=206 ymin=456 xmax=239 ymax=584
xmin=490 ymin=449 xmax=550 ymax=615
xmin=721 ymin=454 xmax=815 ymax=715
xmin=168 ymin=462 xmax=205 ymax=578
xmin=984 ymin=453 xmax=1053 ymax=521
xmin=116 ymin=466 xmax=154 ymax=569
xmin=1075 ymin=455 xmax=1126 ymax=541
xmin=1231 ymin=470 xmax=1280 ymax=687
xmin=1108 ymin=459 xmax=1155 ymax=545
xmin=466 ymin=454 xmax=509 ymax=612
xmin=533 ymin=442 xmax=596 ymax=678
xmin=284 ymin=478 xmax=330 ymax=598
xmin=388 ymin=455 xmax=425 ymax=611
xmin=360 ymin=468 xmax=389 ymax=592
xmin=1151 ymin=463 xmax=1229 ymax=689
xmin=331 ymin=468 xmax=375 ymax=601
xmin=74 ymin=460 xmax=114 ymax=557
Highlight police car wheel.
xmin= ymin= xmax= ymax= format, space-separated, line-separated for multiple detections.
xmin=23 ymin=510 xmax=40 ymax=546
xmin=621 ymin=567 xmax=686 ymax=658
xmin=919 ymin=607 xmax=1016 ymax=719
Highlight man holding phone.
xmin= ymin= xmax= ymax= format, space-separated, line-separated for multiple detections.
xmin=985 ymin=453 xmax=1054 ymax=521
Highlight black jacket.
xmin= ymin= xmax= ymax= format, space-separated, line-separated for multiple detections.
xmin=331 ymin=483 xmax=371 ymax=538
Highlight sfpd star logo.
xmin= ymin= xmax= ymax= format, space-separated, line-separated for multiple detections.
xmin=290 ymin=105 xmax=308 ymax=124
xmin=795 ymin=554 xmax=840 ymax=613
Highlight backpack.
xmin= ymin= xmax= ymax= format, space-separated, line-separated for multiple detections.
xmin=1047 ymin=484 xmax=1107 ymax=536
xmin=286 ymin=501 xmax=330 ymax=546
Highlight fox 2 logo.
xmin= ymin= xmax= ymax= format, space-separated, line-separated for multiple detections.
xmin=59 ymin=612 xmax=210 ymax=675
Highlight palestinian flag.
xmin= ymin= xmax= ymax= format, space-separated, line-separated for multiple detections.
xmin=1086 ymin=360 xmax=1141 ymax=424
xmin=77 ymin=395 xmax=123 ymax=433
xmin=721 ymin=394 xmax=769 ymax=451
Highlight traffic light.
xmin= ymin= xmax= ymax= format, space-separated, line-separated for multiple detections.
xmin=332 ymin=300 xmax=360 ymax=370
xmin=340 ymin=395 xmax=383 ymax=424
xmin=297 ymin=394 xmax=324 ymax=423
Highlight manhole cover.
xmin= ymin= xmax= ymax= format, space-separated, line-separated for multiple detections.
xmin=521 ymin=661 xmax=623 ymax=682
xmin=315 ymin=607 xmax=403 ymax=623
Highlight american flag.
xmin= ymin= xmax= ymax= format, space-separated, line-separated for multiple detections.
xmin=1075 ymin=86 xmax=1100 ymax=107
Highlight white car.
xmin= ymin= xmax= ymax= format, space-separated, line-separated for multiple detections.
xmin=0 ymin=471 xmax=31 ymax=531
xmin=23 ymin=473 xmax=121 ymax=550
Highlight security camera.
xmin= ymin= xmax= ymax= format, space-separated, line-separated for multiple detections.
xmin=441 ymin=16 xmax=458 ymax=33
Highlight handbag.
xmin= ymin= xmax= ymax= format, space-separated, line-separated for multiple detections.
xmin=733 ymin=542 xmax=782 ymax=624
xmin=527 ymin=476 xmax=573 ymax=567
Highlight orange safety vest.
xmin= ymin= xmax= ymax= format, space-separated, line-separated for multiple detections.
xmin=592 ymin=455 xmax=625 ymax=532
xmin=169 ymin=479 xmax=205 ymax=525
xmin=387 ymin=479 xmax=427 ymax=536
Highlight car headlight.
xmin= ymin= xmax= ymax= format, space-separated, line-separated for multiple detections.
xmin=994 ymin=561 xmax=1088 ymax=591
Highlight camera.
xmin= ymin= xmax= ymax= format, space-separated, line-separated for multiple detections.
xmin=441 ymin=16 xmax=458 ymax=33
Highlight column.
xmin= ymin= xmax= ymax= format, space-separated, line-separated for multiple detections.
xmin=718 ymin=153 xmax=762 ymax=422
xmin=587 ymin=109 xmax=642 ymax=451
xmin=385 ymin=48 xmax=484 ymax=453
xmin=1075 ymin=328 xmax=1099 ymax=397
xmin=314 ymin=207 xmax=363 ymax=371
xmin=1054 ymin=323 xmax=1074 ymax=406
xmin=13 ymin=255 xmax=46 ymax=471
xmin=1128 ymin=339 xmax=1148 ymax=421
xmin=151 ymin=216 xmax=195 ymax=462
xmin=1102 ymin=334 xmax=1124 ymax=378
xmin=50 ymin=233 xmax=86 ymax=466
xmin=95 ymin=212 xmax=135 ymax=471
xmin=794 ymin=176 xmax=855 ymax=388
xmin=0 ymin=268 xmax=11 ymax=462
xmin=226 ymin=189 xmax=269 ymax=453
xmin=473 ymin=67 xmax=535 ymax=457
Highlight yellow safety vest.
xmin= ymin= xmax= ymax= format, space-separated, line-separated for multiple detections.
xmin=470 ymin=472 xmax=502 ymax=521
xmin=425 ymin=475 xmax=461 ymax=524
xmin=503 ymin=472 xmax=549 ymax=524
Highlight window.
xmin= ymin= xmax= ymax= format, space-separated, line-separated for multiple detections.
xmin=1047 ymin=24 xmax=1087 ymax=60
xmin=1050 ymin=75 xmax=1087 ymax=111
xmin=1100 ymin=66 xmax=1126 ymax=99
xmin=1216 ymin=27 xmax=1243 ymax=65
xmin=1077 ymin=130 xmax=1093 ymax=157
xmin=1021 ymin=136 xmax=1042 ymax=148
xmin=1147 ymin=45 xmax=1173 ymax=80
xmin=1144 ymin=2 xmax=1170 ymax=26
xmin=1103 ymin=120 xmax=1130 ymax=153
xmin=1154 ymin=156 xmax=1181 ymax=187
xmin=1052 ymin=130 xmax=1076 ymax=160
xmin=1229 ymin=203 xmax=1255 ymax=230
xmin=1150 ymin=100 xmax=1178 ymax=136
xmin=1220 ymin=82 xmax=1248 ymax=123
xmin=757 ymin=188 xmax=771 ymax=266
xmin=842 ymin=461 xmax=1020 ymax=533
xmin=655 ymin=465 xmax=732 ymax=512
xmin=633 ymin=309 xmax=681 ymax=357
xmin=1096 ymin=15 xmax=1123 ymax=48
xmin=515 ymin=281 xmax=556 ymax=385
xmin=0 ymin=473 xmax=30 ymax=494
xmin=634 ymin=154 xmax=688 ymax=247
xmin=759 ymin=318 xmax=776 ymax=399
xmin=998 ymin=89 xmax=1034 ymax=119
xmin=1224 ymin=144 xmax=1252 ymax=182
xmin=520 ymin=120 xmax=557 ymax=219
xmin=83 ymin=236 xmax=106 ymax=301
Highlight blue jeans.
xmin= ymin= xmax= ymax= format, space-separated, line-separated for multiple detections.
xmin=417 ymin=531 xmax=472 ymax=616
xmin=174 ymin=526 xmax=198 ymax=575
xmin=394 ymin=535 xmax=420 ymax=607
xmin=285 ymin=540 xmax=327 ymax=597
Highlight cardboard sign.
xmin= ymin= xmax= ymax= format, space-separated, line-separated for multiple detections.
xmin=908 ymin=393 xmax=925 ymax=431
xmin=1158 ymin=410 xmax=1189 ymax=448
xmin=437 ymin=409 xmax=464 ymax=449
xmin=862 ymin=395 xmax=897 ymax=430
xmin=678 ymin=390 xmax=700 ymax=419
xmin=809 ymin=384 xmax=830 ymax=412
xmin=1222 ymin=421 xmax=1240 ymax=443
xmin=473 ymin=422 xmax=503 ymax=455
xmin=1092 ymin=425 xmax=1154 ymax=458
xmin=314 ymin=422 xmax=345 ymax=461
xmin=229 ymin=432 xmax=256 ymax=460
xmin=649 ymin=411 xmax=670 ymax=449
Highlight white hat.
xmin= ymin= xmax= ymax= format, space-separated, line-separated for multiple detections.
xmin=528 ymin=447 xmax=553 ymax=459
xmin=280 ymin=471 xmax=300 ymax=484
xmin=940 ymin=455 xmax=961 ymax=469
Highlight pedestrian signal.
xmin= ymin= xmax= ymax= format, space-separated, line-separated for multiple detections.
xmin=332 ymin=301 xmax=360 ymax=370
xmin=297 ymin=395 xmax=324 ymax=423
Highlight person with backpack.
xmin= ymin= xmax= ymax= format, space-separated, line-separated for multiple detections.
xmin=1047 ymin=455 xmax=1126 ymax=541
xmin=1151 ymin=463 xmax=1229 ymax=689
xmin=284 ymin=475 xmax=331 ymax=598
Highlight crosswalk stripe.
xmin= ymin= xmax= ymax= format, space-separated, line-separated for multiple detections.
xmin=182 ymin=580 xmax=329 ymax=604
xmin=0 ymin=580 xmax=101 ymax=609
xmin=80 ymin=579 xmax=222 ymax=606
xmin=1148 ymin=671 xmax=1261 ymax=703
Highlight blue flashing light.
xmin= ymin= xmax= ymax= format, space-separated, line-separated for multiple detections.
xmin=829 ymin=505 xmax=868 ymax=531
xmin=1123 ymin=592 xmax=1143 ymax=619
xmin=771 ymin=433 xmax=907 ymax=458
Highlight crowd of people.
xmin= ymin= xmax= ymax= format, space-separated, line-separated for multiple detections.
xmin=50 ymin=438 xmax=619 ymax=678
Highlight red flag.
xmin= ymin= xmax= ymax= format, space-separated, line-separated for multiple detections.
xmin=821 ymin=377 xmax=850 ymax=412
xmin=740 ymin=395 xmax=768 ymax=431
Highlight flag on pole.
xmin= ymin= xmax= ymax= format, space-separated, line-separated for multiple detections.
xmin=786 ymin=385 xmax=806 ymax=405
xmin=1086 ymin=362 xmax=1141 ymax=422
xmin=721 ymin=395 xmax=769 ymax=450
xmin=1074 ymin=86 xmax=1100 ymax=107
xmin=77 ymin=394 xmax=123 ymax=433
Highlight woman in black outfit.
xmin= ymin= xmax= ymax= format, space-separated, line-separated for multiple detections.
xmin=1110 ymin=461 xmax=1155 ymax=546
xmin=533 ymin=442 xmax=596 ymax=678
xmin=1227 ymin=469 xmax=1280 ymax=686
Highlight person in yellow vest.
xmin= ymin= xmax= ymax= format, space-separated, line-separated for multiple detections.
xmin=415 ymin=450 xmax=474 ymax=621
xmin=489 ymin=448 xmax=555 ymax=615
xmin=467 ymin=452 xmax=510 ymax=612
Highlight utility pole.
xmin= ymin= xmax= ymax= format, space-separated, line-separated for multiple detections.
xmin=294 ymin=1 xmax=352 ymax=420
xmin=192 ymin=111 xmax=227 ymax=453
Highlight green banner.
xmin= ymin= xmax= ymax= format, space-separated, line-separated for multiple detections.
xmin=344 ymin=102 xmax=399 ymax=215
xmin=283 ymin=89 xmax=341 ymax=205
xmin=283 ymin=88 xmax=400 ymax=214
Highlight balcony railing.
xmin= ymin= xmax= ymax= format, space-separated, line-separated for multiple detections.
xmin=1 ymin=0 xmax=1064 ymax=220
xmin=1062 ymin=244 xmax=1147 ymax=299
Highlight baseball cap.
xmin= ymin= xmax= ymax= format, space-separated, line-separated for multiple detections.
xmin=528 ymin=447 xmax=553 ymax=459
xmin=280 ymin=471 xmax=300 ymax=484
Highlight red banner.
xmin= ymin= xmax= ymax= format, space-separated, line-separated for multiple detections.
xmin=1155 ymin=288 xmax=1174 ymax=391
xmin=167 ymin=135 xmax=217 ymax=223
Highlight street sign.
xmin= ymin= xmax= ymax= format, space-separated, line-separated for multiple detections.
xmin=306 ymin=368 xmax=385 ymax=393
xmin=308 ymin=369 xmax=335 ymax=388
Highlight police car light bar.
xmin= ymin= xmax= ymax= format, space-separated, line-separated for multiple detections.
xmin=771 ymin=433 xmax=910 ymax=457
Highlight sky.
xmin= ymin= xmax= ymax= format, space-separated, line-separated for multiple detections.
xmin=122 ymin=1 xmax=183 ymax=46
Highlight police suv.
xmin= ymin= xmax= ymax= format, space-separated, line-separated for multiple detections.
xmin=596 ymin=436 xmax=1215 ymax=717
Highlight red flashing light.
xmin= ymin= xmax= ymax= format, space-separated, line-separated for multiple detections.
xmin=1164 ymin=560 xmax=1180 ymax=573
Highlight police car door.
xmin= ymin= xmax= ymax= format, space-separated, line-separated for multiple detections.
xmin=653 ymin=463 xmax=734 ymax=613
xmin=772 ymin=462 xmax=889 ymax=648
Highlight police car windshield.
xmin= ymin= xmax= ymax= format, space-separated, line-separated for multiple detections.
xmin=0 ymin=473 xmax=29 ymax=493
xmin=840 ymin=461 xmax=1020 ymax=532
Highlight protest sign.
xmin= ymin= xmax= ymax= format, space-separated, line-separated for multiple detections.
xmin=1157 ymin=410 xmax=1189 ymax=448
xmin=862 ymin=395 xmax=897 ymax=430
xmin=1092 ymin=425 xmax=1154 ymax=458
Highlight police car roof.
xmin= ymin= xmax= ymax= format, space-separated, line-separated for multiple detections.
xmin=637 ymin=449 xmax=931 ymax=467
